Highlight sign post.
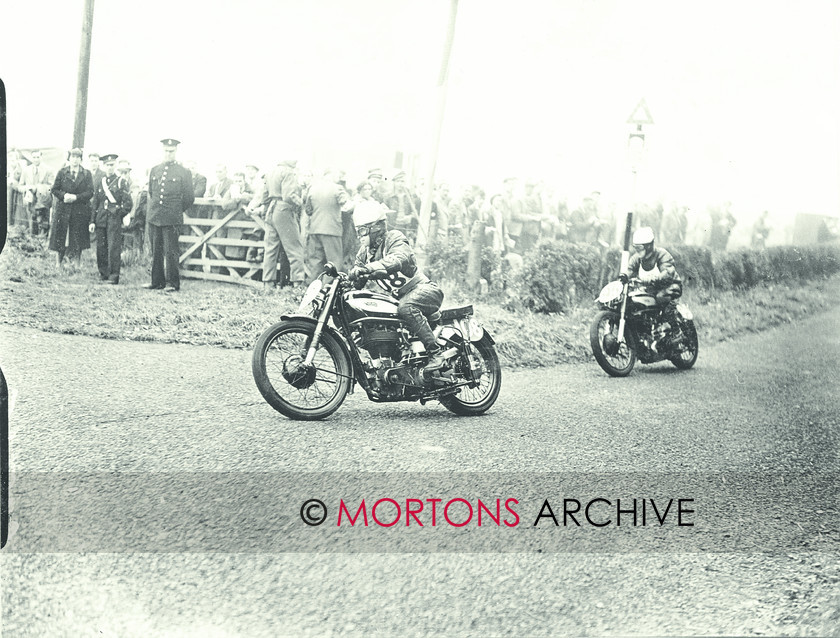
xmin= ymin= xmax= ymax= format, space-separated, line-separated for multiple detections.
xmin=625 ymin=98 xmax=654 ymax=239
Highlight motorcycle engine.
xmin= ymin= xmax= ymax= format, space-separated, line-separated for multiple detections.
xmin=351 ymin=320 xmax=402 ymax=360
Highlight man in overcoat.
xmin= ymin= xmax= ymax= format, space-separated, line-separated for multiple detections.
xmin=90 ymin=154 xmax=133 ymax=284
xmin=50 ymin=148 xmax=94 ymax=267
xmin=145 ymin=138 xmax=194 ymax=292
xmin=304 ymin=168 xmax=347 ymax=281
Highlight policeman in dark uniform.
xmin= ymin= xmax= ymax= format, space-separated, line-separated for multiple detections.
xmin=90 ymin=154 xmax=133 ymax=284
xmin=145 ymin=138 xmax=194 ymax=292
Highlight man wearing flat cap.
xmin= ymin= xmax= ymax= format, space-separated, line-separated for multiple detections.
xmin=90 ymin=154 xmax=133 ymax=284
xmin=50 ymin=148 xmax=94 ymax=268
xmin=367 ymin=168 xmax=386 ymax=204
xmin=145 ymin=138 xmax=194 ymax=292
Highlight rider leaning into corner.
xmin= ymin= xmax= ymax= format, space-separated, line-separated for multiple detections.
xmin=346 ymin=199 xmax=448 ymax=375
xmin=620 ymin=226 xmax=683 ymax=307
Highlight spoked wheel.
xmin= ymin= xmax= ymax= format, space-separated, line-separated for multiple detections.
xmin=670 ymin=319 xmax=699 ymax=370
xmin=439 ymin=338 xmax=502 ymax=416
xmin=590 ymin=310 xmax=637 ymax=377
xmin=252 ymin=319 xmax=352 ymax=420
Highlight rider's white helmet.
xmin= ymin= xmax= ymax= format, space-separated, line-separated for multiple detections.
xmin=353 ymin=201 xmax=387 ymax=228
xmin=632 ymin=226 xmax=655 ymax=245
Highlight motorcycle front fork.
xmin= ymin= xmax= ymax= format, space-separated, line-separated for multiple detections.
xmin=303 ymin=279 xmax=340 ymax=366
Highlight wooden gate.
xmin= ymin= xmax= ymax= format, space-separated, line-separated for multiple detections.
xmin=179 ymin=198 xmax=267 ymax=287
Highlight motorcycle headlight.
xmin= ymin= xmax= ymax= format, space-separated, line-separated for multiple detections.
xmin=297 ymin=280 xmax=323 ymax=314
xmin=597 ymin=281 xmax=623 ymax=304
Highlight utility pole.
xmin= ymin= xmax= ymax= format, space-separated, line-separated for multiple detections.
xmin=415 ymin=0 xmax=458 ymax=269
xmin=72 ymin=0 xmax=95 ymax=149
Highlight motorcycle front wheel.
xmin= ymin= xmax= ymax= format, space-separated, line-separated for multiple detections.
xmin=590 ymin=310 xmax=637 ymax=377
xmin=252 ymin=318 xmax=353 ymax=420
xmin=439 ymin=338 xmax=502 ymax=416
xmin=670 ymin=319 xmax=699 ymax=370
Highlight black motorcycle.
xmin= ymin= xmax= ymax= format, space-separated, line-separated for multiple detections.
xmin=252 ymin=264 xmax=502 ymax=420
xmin=590 ymin=278 xmax=699 ymax=377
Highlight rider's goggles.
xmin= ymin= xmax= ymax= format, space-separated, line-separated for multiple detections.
xmin=356 ymin=224 xmax=375 ymax=238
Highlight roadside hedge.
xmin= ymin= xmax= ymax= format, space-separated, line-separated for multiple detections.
xmin=428 ymin=239 xmax=840 ymax=314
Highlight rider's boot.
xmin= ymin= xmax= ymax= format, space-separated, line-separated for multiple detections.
xmin=423 ymin=346 xmax=448 ymax=377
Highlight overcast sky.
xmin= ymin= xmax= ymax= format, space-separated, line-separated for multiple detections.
xmin=3 ymin=0 xmax=839 ymax=224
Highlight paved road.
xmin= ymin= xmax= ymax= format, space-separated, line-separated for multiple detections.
xmin=1 ymin=309 xmax=838 ymax=636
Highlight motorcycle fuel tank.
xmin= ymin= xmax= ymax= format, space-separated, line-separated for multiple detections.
xmin=344 ymin=290 xmax=400 ymax=320
xmin=628 ymin=290 xmax=658 ymax=308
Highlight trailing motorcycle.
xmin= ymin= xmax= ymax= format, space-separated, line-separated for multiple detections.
xmin=252 ymin=263 xmax=502 ymax=420
xmin=590 ymin=277 xmax=699 ymax=377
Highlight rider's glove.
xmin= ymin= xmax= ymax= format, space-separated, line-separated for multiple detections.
xmin=349 ymin=266 xmax=370 ymax=283
xmin=618 ymin=273 xmax=629 ymax=284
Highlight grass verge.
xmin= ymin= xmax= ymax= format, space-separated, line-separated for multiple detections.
xmin=2 ymin=239 xmax=839 ymax=369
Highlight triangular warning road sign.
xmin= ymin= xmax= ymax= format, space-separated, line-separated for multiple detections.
xmin=627 ymin=99 xmax=654 ymax=125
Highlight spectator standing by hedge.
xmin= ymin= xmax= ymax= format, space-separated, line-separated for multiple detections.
xmin=145 ymin=138 xmax=194 ymax=292
xmin=261 ymin=159 xmax=304 ymax=288
xmin=304 ymin=168 xmax=347 ymax=280
xmin=751 ymin=210 xmax=771 ymax=250
xmin=341 ymin=181 xmax=381 ymax=270
xmin=221 ymin=172 xmax=253 ymax=260
xmin=243 ymin=165 xmax=266 ymax=264
xmin=367 ymin=168 xmax=387 ymax=203
xmin=87 ymin=153 xmax=105 ymax=242
xmin=7 ymin=150 xmax=25 ymax=228
xmin=385 ymin=170 xmax=419 ymax=243
xmin=186 ymin=161 xmax=207 ymax=197
xmin=124 ymin=175 xmax=148 ymax=253
xmin=90 ymin=154 xmax=133 ymax=284
xmin=50 ymin=148 xmax=94 ymax=269
xmin=19 ymin=149 xmax=55 ymax=236
xmin=504 ymin=177 xmax=541 ymax=254
xmin=87 ymin=153 xmax=105 ymax=187
xmin=709 ymin=202 xmax=737 ymax=251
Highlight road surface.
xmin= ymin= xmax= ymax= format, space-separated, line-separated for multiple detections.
xmin=0 ymin=307 xmax=838 ymax=636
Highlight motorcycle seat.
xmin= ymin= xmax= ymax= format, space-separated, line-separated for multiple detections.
xmin=440 ymin=305 xmax=474 ymax=321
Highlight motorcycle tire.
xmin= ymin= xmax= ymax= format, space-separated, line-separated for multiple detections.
xmin=252 ymin=318 xmax=353 ymax=420
xmin=590 ymin=310 xmax=637 ymax=377
xmin=439 ymin=338 xmax=502 ymax=416
xmin=670 ymin=319 xmax=699 ymax=370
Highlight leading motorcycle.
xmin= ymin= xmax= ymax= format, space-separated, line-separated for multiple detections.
xmin=590 ymin=278 xmax=699 ymax=377
xmin=252 ymin=263 xmax=502 ymax=420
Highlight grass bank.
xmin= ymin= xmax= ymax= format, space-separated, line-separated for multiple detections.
xmin=2 ymin=239 xmax=839 ymax=369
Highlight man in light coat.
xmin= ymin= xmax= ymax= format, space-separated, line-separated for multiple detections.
xmin=19 ymin=149 xmax=55 ymax=236
xmin=260 ymin=160 xmax=304 ymax=288
xmin=304 ymin=168 xmax=347 ymax=281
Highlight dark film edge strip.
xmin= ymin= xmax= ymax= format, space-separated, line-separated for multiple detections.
xmin=1 ymin=77 xmax=10 ymax=548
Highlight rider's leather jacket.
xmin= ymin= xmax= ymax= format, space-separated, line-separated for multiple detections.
xmin=626 ymin=247 xmax=681 ymax=287
xmin=354 ymin=229 xmax=431 ymax=299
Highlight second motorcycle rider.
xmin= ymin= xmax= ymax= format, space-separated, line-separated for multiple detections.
xmin=347 ymin=201 xmax=448 ymax=376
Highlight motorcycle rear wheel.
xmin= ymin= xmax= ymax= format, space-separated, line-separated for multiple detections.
xmin=670 ymin=319 xmax=699 ymax=370
xmin=439 ymin=338 xmax=502 ymax=416
xmin=252 ymin=318 xmax=352 ymax=420
xmin=590 ymin=310 xmax=637 ymax=377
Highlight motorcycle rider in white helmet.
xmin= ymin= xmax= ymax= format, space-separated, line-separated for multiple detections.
xmin=348 ymin=198 xmax=448 ymax=375
xmin=620 ymin=226 xmax=683 ymax=306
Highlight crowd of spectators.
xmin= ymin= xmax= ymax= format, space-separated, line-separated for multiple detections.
xmin=7 ymin=145 xmax=769 ymax=290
